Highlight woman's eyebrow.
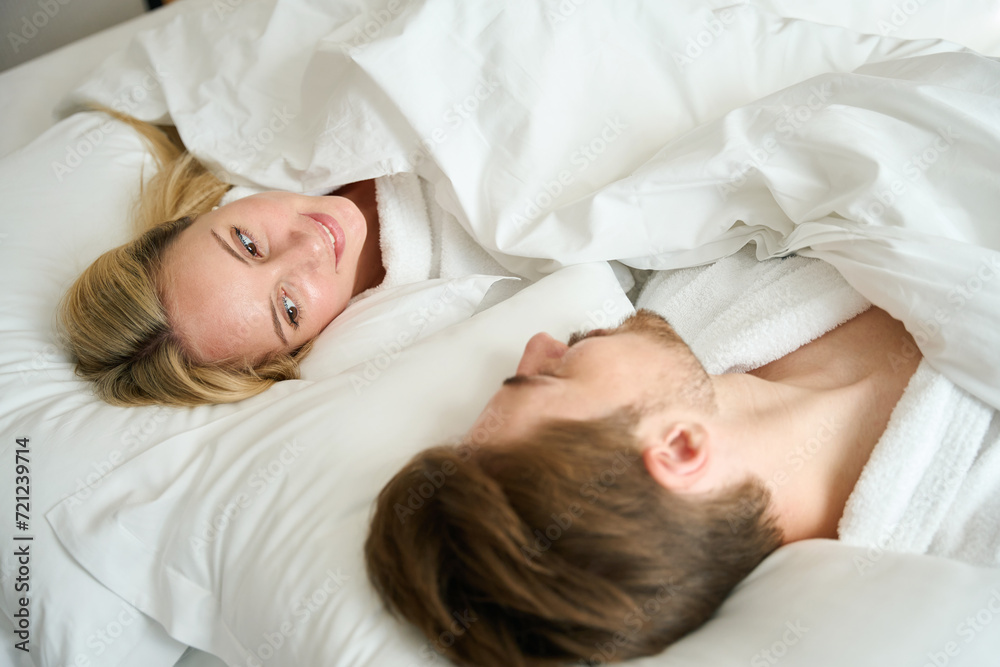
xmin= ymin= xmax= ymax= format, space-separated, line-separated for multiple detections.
xmin=270 ymin=302 xmax=288 ymax=346
xmin=211 ymin=230 xmax=248 ymax=264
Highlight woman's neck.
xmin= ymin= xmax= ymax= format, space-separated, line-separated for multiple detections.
xmin=332 ymin=178 xmax=385 ymax=295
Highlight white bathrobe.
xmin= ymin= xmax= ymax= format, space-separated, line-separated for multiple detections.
xmin=635 ymin=246 xmax=1000 ymax=568
xmin=366 ymin=172 xmax=516 ymax=291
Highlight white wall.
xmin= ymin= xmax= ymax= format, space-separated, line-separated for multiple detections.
xmin=1 ymin=0 xmax=147 ymax=72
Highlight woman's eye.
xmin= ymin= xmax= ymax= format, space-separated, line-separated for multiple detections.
xmin=282 ymin=293 xmax=299 ymax=327
xmin=235 ymin=228 xmax=259 ymax=257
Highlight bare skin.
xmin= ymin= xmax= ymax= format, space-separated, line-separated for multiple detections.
xmin=472 ymin=307 xmax=922 ymax=544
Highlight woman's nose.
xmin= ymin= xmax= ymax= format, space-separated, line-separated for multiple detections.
xmin=276 ymin=226 xmax=324 ymax=271
xmin=516 ymin=332 xmax=569 ymax=376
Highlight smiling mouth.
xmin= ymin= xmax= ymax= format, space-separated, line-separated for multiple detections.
xmin=306 ymin=213 xmax=345 ymax=266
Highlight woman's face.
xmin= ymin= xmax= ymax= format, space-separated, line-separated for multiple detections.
xmin=160 ymin=191 xmax=371 ymax=363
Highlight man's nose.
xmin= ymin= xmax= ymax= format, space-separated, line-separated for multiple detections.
xmin=516 ymin=332 xmax=569 ymax=376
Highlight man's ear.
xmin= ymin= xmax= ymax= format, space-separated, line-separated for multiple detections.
xmin=641 ymin=422 xmax=710 ymax=492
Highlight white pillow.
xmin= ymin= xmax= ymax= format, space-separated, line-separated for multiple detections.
xmin=639 ymin=539 xmax=1000 ymax=666
xmin=0 ymin=112 xmax=189 ymax=667
xmin=0 ymin=110 xmax=509 ymax=667
xmin=297 ymin=275 xmax=516 ymax=382
xmin=46 ymin=261 xmax=635 ymax=665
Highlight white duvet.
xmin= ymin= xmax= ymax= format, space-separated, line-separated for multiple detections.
xmin=67 ymin=0 xmax=1000 ymax=411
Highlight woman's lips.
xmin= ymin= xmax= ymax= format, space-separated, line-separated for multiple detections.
xmin=306 ymin=213 xmax=345 ymax=266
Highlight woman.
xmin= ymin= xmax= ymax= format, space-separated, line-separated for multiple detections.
xmin=60 ymin=108 xmax=464 ymax=407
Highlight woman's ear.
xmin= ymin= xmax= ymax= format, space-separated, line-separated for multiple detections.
xmin=641 ymin=422 xmax=710 ymax=492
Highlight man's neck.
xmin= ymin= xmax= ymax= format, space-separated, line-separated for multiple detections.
xmin=708 ymin=307 xmax=922 ymax=543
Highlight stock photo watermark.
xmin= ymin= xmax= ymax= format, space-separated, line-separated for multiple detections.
xmin=63 ymin=407 xmax=171 ymax=509
xmin=392 ymin=407 xmax=507 ymax=523
xmin=7 ymin=0 xmax=73 ymax=54
xmin=349 ymin=282 xmax=483 ymax=394
xmin=241 ymin=568 xmax=351 ymax=667
xmin=223 ymin=106 xmax=298 ymax=177
xmin=189 ymin=439 xmax=308 ymax=552
xmin=405 ymin=75 xmax=503 ymax=170
xmin=407 ymin=608 xmax=479 ymax=666
xmin=520 ymin=446 xmax=639 ymax=563
xmin=727 ymin=415 xmax=842 ymax=534
xmin=897 ymin=253 xmax=1000 ymax=351
xmin=852 ymin=523 xmax=903 ymax=574
xmin=545 ymin=0 xmax=588 ymax=27
xmin=16 ymin=329 xmax=70 ymax=385
xmin=71 ymin=602 xmax=142 ymax=664
xmin=584 ymin=578 xmax=683 ymax=666
xmin=666 ymin=8 xmax=739 ymax=68
xmin=510 ymin=115 xmax=629 ymax=231
xmin=51 ymin=65 xmax=168 ymax=181
xmin=876 ymin=0 xmax=935 ymax=35
xmin=750 ymin=620 xmax=810 ymax=667
xmin=213 ymin=0 xmax=246 ymax=20
xmin=919 ymin=588 xmax=1000 ymax=667
xmin=340 ymin=0 xmax=412 ymax=56
xmin=11 ymin=436 xmax=32 ymax=654
xmin=855 ymin=126 xmax=958 ymax=226
xmin=716 ymin=82 xmax=835 ymax=202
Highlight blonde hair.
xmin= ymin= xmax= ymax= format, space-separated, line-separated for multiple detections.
xmin=59 ymin=107 xmax=311 ymax=407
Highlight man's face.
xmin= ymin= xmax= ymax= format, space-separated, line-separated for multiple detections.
xmin=471 ymin=310 xmax=705 ymax=442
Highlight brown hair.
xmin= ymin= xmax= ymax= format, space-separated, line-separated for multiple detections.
xmin=58 ymin=106 xmax=310 ymax=406
xmin=365 ymin=410 xmax=783 ymax=666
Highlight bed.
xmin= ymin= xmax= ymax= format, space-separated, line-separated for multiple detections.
xmin=2 ymin=1 xmax=1000 ymax=666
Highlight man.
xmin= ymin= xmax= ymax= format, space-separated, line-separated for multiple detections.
xmin=364 ymin=302 xmax=926 ymax=666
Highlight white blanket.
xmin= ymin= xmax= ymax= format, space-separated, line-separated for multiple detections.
xmin=66 ymin=0 xmax=1000 ymax=411
xmin=638 ymin=247 xmax=1000 ymax=568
